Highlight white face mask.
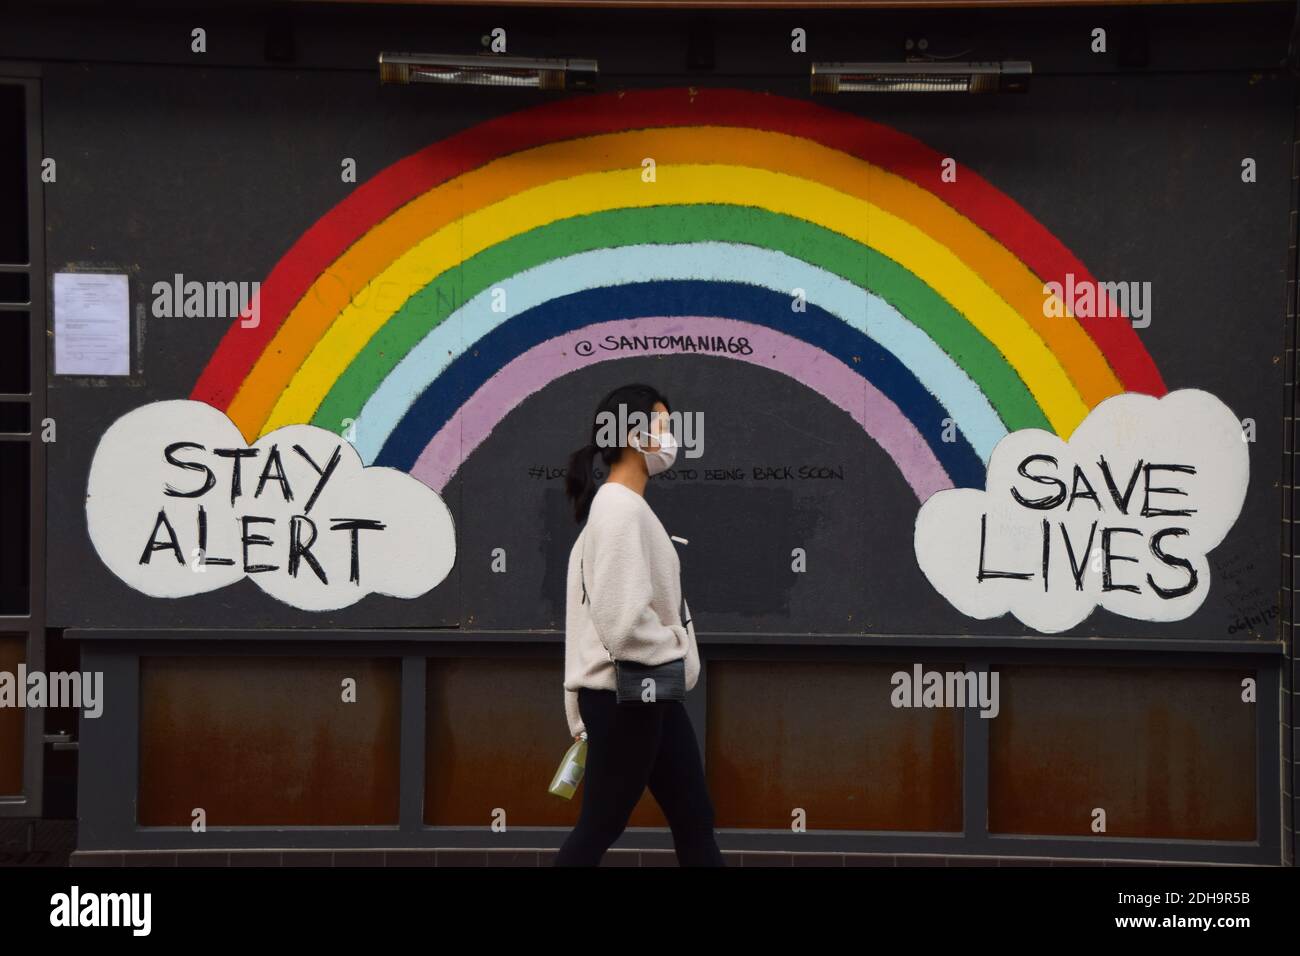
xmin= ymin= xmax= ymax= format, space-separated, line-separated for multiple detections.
xmin=631 ymin=428 xmax=678 ymax=476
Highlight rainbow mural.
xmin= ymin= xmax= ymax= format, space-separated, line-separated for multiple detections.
xmin=190 ymin=86 xmax=1166 ymax=502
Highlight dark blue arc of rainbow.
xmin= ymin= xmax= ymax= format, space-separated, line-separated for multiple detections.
xmin=374 ymin=280 xmax=986 ymax=489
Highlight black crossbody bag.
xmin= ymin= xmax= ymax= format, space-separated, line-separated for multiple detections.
xmin=579 ymin=529 xmax=688 ymax=704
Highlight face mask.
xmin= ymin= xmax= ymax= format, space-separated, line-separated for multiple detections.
xmin=631 ymin=428 xmax=678 ymax=476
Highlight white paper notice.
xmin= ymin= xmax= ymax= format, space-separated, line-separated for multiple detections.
xmin=54 ymin=272 xmax=130 ymax=376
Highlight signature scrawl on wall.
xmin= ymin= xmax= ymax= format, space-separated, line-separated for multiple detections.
xmin=88 ymin=87 xmax=1247 ymax=622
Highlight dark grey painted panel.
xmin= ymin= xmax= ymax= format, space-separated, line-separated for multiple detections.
xmin=21 ymin=12 xmax=1291 ymax=645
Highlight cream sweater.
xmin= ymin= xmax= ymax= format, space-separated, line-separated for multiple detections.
xmin=563 ymin=481 xmax=699 ymax=737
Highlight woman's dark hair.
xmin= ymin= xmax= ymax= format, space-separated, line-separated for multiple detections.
xmin=565 ymin=383 xmax=672 ymax=523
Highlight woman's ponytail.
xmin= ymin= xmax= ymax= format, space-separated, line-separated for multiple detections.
xmin=565 ymin=442 xmax=601 ymax=524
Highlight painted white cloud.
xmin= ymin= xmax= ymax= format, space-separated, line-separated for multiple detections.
xmin=85 ymin=399 xmax=456 ymax=611
xmin=914 ymin=389 xmax=1249 ymax=633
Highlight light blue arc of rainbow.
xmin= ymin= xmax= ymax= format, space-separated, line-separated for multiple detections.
xmin=345 ymin=242 xmax=1010 ymax=465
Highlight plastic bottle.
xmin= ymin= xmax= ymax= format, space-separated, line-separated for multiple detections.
xmin=548 ymin=733 xmax=588 ymax=799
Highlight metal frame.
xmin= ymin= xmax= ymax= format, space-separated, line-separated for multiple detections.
xmin=1283 ymin=60 xmax=1300 ymax=868
xmin=0 ymin=65 xmax=46 ymax=819
xmin=73 ymin=630 xmax=1281 ymax=864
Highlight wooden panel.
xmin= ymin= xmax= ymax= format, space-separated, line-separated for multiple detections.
xmin=0 ymin=635 xmax=23 ymax=795
xmin=139 ymin=656 xmax=401 ymax=826
xmin=425 ymin=658 xmax=667 ymax=827
xmin=707 ymin=659 xmax=963 ymax=831
xmin=989 ymin=665 xmax=1256 ymax=840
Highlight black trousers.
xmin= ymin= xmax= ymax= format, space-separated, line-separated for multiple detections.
xmin=553 ymin=687 xmax=726 ymax=866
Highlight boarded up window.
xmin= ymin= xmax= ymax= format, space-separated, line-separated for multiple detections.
xmin=139 ymin=656 xmax=400 ymax=826
xmin=424 ymin=657 xmax=666 ymax=827
xmin=988 ymin=665 xmax=1255 ymax=840
xmin=707 ymin=659 xmax=963 ymax=831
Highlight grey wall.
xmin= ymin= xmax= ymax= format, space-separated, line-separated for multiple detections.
xmin=26 ymin=56 xmax=1293 ymax=642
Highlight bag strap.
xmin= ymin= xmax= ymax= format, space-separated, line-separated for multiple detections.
xmin=578 ymin=529 xmax=615 ymax=663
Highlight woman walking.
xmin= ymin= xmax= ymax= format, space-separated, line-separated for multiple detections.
xmin=553 ymin=383 xmax=726 ymax=867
